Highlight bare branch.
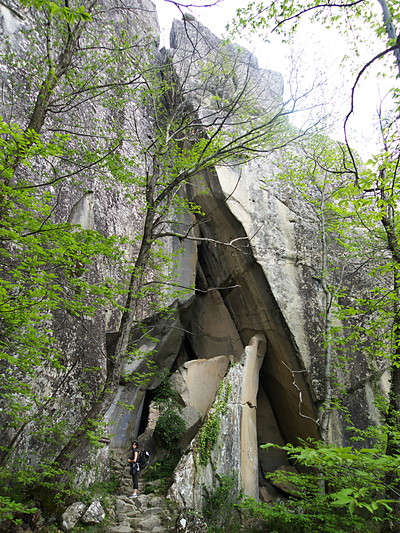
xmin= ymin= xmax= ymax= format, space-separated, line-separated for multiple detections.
xmin=163 ymin=0 xmax=223 ymax=9
xmin=271 ymin=0 xmax=366 ymax=32
xmin=157 ymin=232 xmax=251 ymax=253
xmin=343 ymin=42 xmax=399 ymax=184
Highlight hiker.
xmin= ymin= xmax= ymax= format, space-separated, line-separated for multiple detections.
xmin=128 ymin=440 xmax=140 ymax=498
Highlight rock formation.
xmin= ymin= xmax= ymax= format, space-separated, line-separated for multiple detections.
xmin=0 ymin=0 xmax=389 ymax=526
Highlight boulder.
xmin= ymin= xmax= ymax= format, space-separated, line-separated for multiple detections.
xmin=259 ymin=486 xmax=273 ymax=503
xmin=170 ymin=356 xmax=230 ymax=417
xmin=81 ymin=498 xmax=105 ymax=524
xmin=139 ymin=402 xmax=201 ymax=458
xmin=269 ymin=465 xmax=301 ymax=496
xmin=178 ymin=405 xmax=203 ymax=448
xmin=138 ymin=402 xmax=161 ymax=457
xmin=186 ymin=290 xmax=244 ymax=360
xmin=60 ymin=502 xmax=86 ymax=532
xmin=169 ymin=334 xmax=267 ymax=508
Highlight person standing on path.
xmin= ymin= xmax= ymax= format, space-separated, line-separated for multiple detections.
xmin=128 ymin=440 xmax=140 ymax=498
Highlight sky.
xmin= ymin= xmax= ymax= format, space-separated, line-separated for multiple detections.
xmin=153 ymin=0 xmax=395 ymax=158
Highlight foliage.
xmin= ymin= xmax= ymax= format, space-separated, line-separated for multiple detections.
xmin=0 ymin=0 xmax=319 ymax=521
xmin=153 ymin=374 xmax=186 ymax=449
xmin=144 ymin=449 xmax=182 ymax=483
xmin=153 ymin=372 xmax=182 ymax=406
xmin=0 ymin=116 xmax=128 ymax=520
xmin=0 ymin=34 xmax=135 ymax=433
xmin=143 ymin=449 xmax=182 ymax=495
xmin=195 ymin=381 xmax=231 ymax=467
xmin=231 ymin=0 xmax=400 ymax=53
xmin=20 ymin=0 xmax=91 ymax=23
xmin=203 ymin=474 xmax=242 ymax=532
xmin=265 ymin=143 xmax=400 ymax=525
xmin=240 ymin=439 xmax=400 ymax=532
xmin=0 ymin=456 xmax=69 ymax=523
xmin=240 ymin=495 xmax=368 ymax=533
xmin=0 ymin=497 xmax=38 ymax=525
xmin=232 ymin=4 xmax=400 ymax=530
xmin=267 ymin=134 xmax=387 ymax=438
xmin=155 ymin=409 xmax=186 ymax=449
xmin=0 ymin=3 xmax=151 ymax=512
xmin=80 ymin=478 xmax=120 ymax=504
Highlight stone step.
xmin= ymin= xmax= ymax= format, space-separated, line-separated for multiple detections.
xmin=109 ymin=449 xmax=175 ymax=532
xmin=143 ymin=507 xmax=164 ymax=516
xmin=128 ymin=515 xmax=145 ymax=523
xmin=107 ymin=524 xmax=133 ymax=533
xmin=145 ymin=496 xmax=163 ymax=507
xmin=129 ymin=515 xmax=163 ymax=531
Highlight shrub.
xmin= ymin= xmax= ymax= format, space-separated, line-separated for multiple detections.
xmin=143 ymin=449 xmax=182 ymax=494
xmin=237 ymin=440 xmax=394 ymax=533
xmin=154 ymin=408 xmax=186 ymax=449
xmin=153 ymin=373 xmax=186 ymax=449
xmin=203 ymin=474 xmax=242 ymax=532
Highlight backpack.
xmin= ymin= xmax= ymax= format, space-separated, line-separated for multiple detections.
xmin=137 ymin=450 xmax=150 ymax=469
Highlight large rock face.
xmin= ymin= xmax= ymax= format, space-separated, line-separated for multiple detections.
xmin=129 ymin=16 xmax=386 ymax=506
xmin=0 ymin=0 xmax=162 ymax=474
xmin=0 ymin=0 xmax=388 ymax=516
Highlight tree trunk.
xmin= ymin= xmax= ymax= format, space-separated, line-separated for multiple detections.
xmin=382 ymin=212 xmax=400 ymax=530
xmin=318 ymin=188 xmax=334 ymax=443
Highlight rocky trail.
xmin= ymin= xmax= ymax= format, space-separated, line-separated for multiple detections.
xmin=106 ymin=450 xmax=174 ymax=533
xmin=60 ymin=450 xmax=208 ymax=532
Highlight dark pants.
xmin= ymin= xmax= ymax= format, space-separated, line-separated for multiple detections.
xmin=131 ymin=464 xmax=139 ymax=490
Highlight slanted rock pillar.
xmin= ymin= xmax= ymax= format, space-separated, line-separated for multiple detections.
xmin=240 ymin=334 xmax=266 ymax=498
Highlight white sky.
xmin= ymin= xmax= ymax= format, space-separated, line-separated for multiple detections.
xmin=154 ymin=0 xmax=395 ymax=158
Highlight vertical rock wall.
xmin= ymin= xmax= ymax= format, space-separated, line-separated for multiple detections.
xmin=0 ymin=0 xmax=162 ymax=475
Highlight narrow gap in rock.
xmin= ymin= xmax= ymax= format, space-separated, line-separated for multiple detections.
xmin=138 ymin=390 xmax=154 ymax=436
xmin=170 ymin=333 xmax=197 ymax=372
